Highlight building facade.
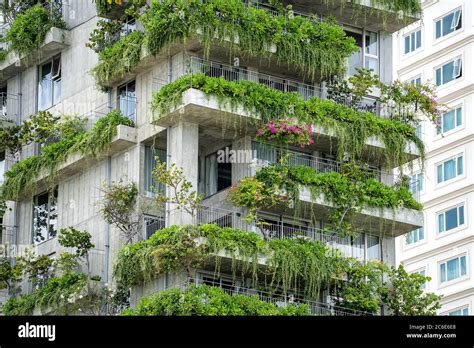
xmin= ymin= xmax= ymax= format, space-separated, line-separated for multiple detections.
xmin=395 ymin=0 xmax=474 ymax=316
xmin=0 ymin=0 xmax=424 ymax=315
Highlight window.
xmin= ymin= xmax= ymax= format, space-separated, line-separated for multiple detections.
xmin=144 ymin=146 xmax=166 ymax=196
xmin=437 ymin=155 xmax=463 ymax=184
xmin=435 ymin=9 xmax=462 ymax=39
xmin=437 ymin=106 xmax=462 ymax=135
xmin=38 ymin=56 xmax=61 ymax=111
xmin=409 ymin=76 xmax=422 ymax=85
xmin=365 ymin=31 xmax=378 ymax=72
xmin=117 ymin=80 xmax=136 ymax=122
xmin=448 ymin=307 xmax=469 ymax=316
xmin=144 ymin=215 xmax=165 ymax=239
xmin=436 ymin=58 xmax=462 ymax=86
xmin=367 ymin=234 xmax=380 ymax=261
xmin=439 ymin=255 xmax=467 ymax=283
xmin=345 ymin=30 xmax=363 ymax=76
xmin=409 ymin=172 xmax=423 ymax=195
xmin=32 ymin=189 xmax=58 ymax=245
xmin=204 ymin=147 xmax=232 ymax=197
xmin=406 ymin=227 xmax=424 ymax=245
xmin=438 ymin=205 xmax=464 ymax=233
xmin=404 ymin=29 xmax=421 ymax=54
xmin=0 ymin=151 xmax=5 ymax=184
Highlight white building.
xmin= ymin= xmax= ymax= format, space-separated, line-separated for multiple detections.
xmin=395 ymin=0 xmax=474 ymax=316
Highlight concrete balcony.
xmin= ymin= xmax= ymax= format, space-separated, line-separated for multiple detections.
xmin=151 ymin=88 xmax=421 ymax=165
xmin=0 ymin=27 xmax=70 ymax=81
xmin=296 ymin=187 xmax=423 ymax=238
xmin=287 ymin=0 xmax=421 ymax=33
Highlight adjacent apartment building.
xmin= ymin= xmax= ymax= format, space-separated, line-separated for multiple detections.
xmin=0 ymin=0 xmax=424 ymax=315
xmin=395 ymin=0 xmax=474 ymax=316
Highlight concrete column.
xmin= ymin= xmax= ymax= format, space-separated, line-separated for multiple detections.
xmin=167 ymin=121 xmax=199 ymax=226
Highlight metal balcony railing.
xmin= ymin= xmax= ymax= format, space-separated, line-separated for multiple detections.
xmin=184 ymin=56 xmax=321 ymax=101
xmin=244 ymin=1 xmax=325 ymax=22
xmin=250 ymin=143 xmax=421 ymax=202
xmin=0 ymin=92 xmax=21 ymax=125
xmin=195 ymin=205 xmax=377 ymax=261
xmin=187 ymin=277 xmax=370 ymax=316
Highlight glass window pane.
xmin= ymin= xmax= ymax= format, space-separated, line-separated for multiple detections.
xmin=460 ymin=256 xmax=467 ymax=276
xmin=447 ymin=258 xmax=459 ymax=281
xmin=442 ymin=61 xmax=454 ymax=84
xmin=444 ymin=159 xmax=456 ymax=181
xmin=437 ymin=164 xmax=443 ymax=183
xmin=416 ymin=30 xmax=421 ymax=48
xmin=404 ymin=35 xmax=410 ymax=54
xmin=445 ymin=207 xmax=458 ymax=231
xmin=436 ymin=68 xmax=442 ymax=86
xmin=459 ymin=206 xmax=464 ymax=226
xmin=456 ymin=107 xmax=462 ymax=126
xmin=418 ymin=227 xmax=424 ymax=241
xmin=462 ymin=308 xmax=469 ymax=316
xmin=438 ymin=212 xmax=445 ymax=232
xmin=440 ymin=263 xmax=446 ymax=282
xmin=410 ymin=32 xmax=415 ymax=52
xmin=442 ymin=12 xmax=454 ymax=36
xmin=365 ymin=31 xmax=377 ymax=55
xmin=442 ymin=110 xmax=455 ymax=132
xmin=457 ymin=156 xmax=463 ymax=175
xmin=365 ymin=57 xmax=378 ymax=73
xmin=436 ymin=20 xmax=441 ymax=38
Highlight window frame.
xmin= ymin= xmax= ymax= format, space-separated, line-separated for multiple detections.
xmin=37 ymin=55 xmax=62 ymax=111
xmin=436 ymin=203 xmax=466 ymax=235
xmin=405 ymin=226 xmax=425 ymax=246
xmin=434 ymin=7 xmax=463 ymax=40
xmin=403 ymin=28 xmax=422 ymax=55
xmin=32 ymin=188 xmax=58 ymax=245
xmin=435 ymin=57 xmax=463 ymax=87
xmin=436 ymin=153 xmax=464 ymax=185
xmin=435 ymin=105 xmax=463 ymax=137
xmin=438 ymin=254 xmax=468 ymax=286
xmin=117 ymin=80 xmax=136 ymax=123
xmin=446 ymin=305 xmax=469 ymax=316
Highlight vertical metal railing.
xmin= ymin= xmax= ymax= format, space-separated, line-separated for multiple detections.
xmin=0 ymin=92 xmax=21 ymax=125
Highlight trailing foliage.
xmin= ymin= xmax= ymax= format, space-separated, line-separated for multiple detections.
xmin=92 ymin=30 xmax=144 ymax=90
xmin=113 ymin=224 xmax=346 ymax=299
xmin=151 ymin=74 xmax=424 ymax=167
xmin=229 ymin=162 xmax=422 ymax=235
xmin=1 ymin=110 xmax=133 ymax=200
xmin=93 ymin=0 xmax=146 ymax=17
xmin=0 ymin=273 xmax=87 ymax=315
xmin=323 ymin=0 xmax=422 ymax=22
xmin=122 ymin=284 xmax=310 ymax=316
xmin=142 ymin=0 xmax=357 ymax=81
xmin=3 ymin=4 xmax=66 ymax=58
xmin=256 ymin=118 xmax=315 ymax=148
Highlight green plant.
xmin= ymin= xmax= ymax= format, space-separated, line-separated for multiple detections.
xmin=93 ymin=0 xmax=146 ymax=17
xmin=142 ymin=0 xmax=357 ymax=81
xmin=152 ymin=74 xmax=425 ymax=167
xmin=227 ymin=176 xmax=285 ymax=222
xmin=334 ymin=260 xmax=382 ymax=314
xmin=379 ymin=265 xmax=441 ymax=316
xmin=122 ymin=284 xmax=310 ymax=316
xmin=0 ymin=257 xmax=23 ymax=295
xmin=230 ymin=162 xmax=422 ymax=235
xmin=0 ymin=272 xmax=87 ymax=315
xmin=1 ymin=110 xmax=133 ymax=200
xmin=3 ymin=4 xmax=66 ymax=57
xmin=92 ymin=30 xmax=144 ymax=90
xmin=113 ymin=224 xmax=345 ymax=299
xmin=99 ymin=180 xmax=143 ymax=244
xmin=152 ymin=160 xmax=204 ymax=219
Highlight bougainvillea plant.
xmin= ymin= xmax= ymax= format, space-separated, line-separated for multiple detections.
xmin=256 ymin=118 xmax=315 ymax=148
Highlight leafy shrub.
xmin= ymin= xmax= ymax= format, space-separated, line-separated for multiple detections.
xmin=122 ymin=284 xmax=310 ymax=316
xmin=3 ymin=4 xmax=66 ymax=57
